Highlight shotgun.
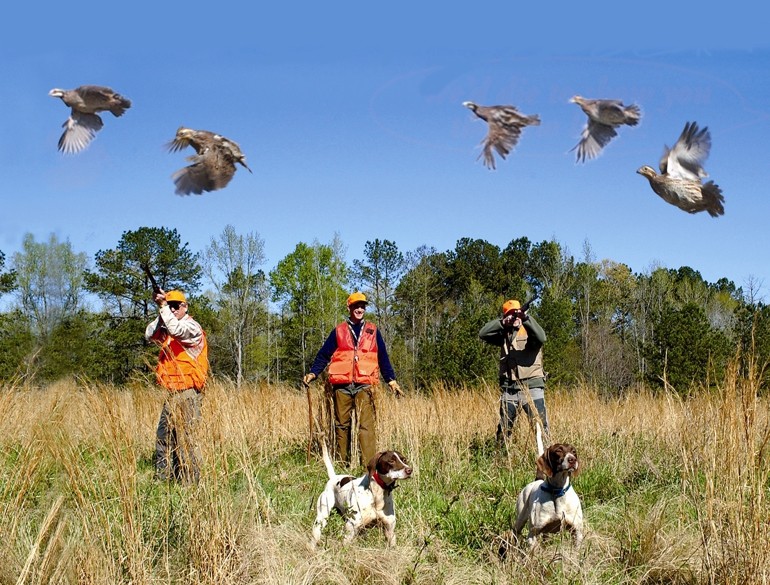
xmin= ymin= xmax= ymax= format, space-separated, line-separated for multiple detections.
xmin=140 ymin=263 xmax=161 ymax=295
xmin=521 ymin=293 xmax=538 ymax=314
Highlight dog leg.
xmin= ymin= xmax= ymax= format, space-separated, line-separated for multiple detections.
xmin=343 ymin=513 xmax=362 ymax=543
xmin=382 ymin=516 xmax=397 ymax=547
xmin=513 ymin=490 xmax=529 ymax=538
xmin=311 ymin=491 xmax=334 ymax=548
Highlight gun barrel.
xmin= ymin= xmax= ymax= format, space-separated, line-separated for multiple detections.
xmin=521 ymin=294 xmax=538 ymax=312
xmin=141 ymin=264 xmax=161 ymax=294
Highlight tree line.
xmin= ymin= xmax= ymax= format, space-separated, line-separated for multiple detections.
xmin=1 ymin=227 xmax=768 ymax=394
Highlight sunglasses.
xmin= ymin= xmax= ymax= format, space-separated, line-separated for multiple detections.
xmin=168 ymin=301 xmax=184 ymax=310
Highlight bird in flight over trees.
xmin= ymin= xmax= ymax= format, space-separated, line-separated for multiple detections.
xmin=462 ymin=101 xmax=541 ymax=169
xmin=167 ymin=127 xmax=252 ymax=196
xmin=569 ymin=95 xmax=641 ymax=163
xmin=636 ymin=121 xmax=724 ymax=217
xmin=49 ymin=85 xmax=132 ymax=153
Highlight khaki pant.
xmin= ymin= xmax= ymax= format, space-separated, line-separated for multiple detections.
xmin=155 ymin=388 xmax=202 ymax=483
xmin=497 ymin=389 xmax=549 ymax=445
xmin=333 ymin=387 xmax=376 ymax=468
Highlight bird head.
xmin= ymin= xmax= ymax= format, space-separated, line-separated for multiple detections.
xmin=49 ymin=88 xmax=65 ymax=99
xmin=462 ymin=101 xmax=477 ymax=112
xmin=175 ymin=127 xmax=194 ymax=139
xmin=636 ymin=165 xmax=657 ymax=179
xmin=167 ymin=127 xmax=196 ymax=153
xmin=569 ymin=95 xmax=584 ymax=104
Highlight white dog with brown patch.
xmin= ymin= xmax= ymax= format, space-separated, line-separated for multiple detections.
xmin=513 ymin=426 xmax=584 ymax=548
xmin=311 ymin=442 xmax=413 ymax=548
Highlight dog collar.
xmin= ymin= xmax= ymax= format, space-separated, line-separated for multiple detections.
xmin=372 ymin=471 xmax=396 ymax=492
xmin=540 ymin=481 xmax=572 ymax=498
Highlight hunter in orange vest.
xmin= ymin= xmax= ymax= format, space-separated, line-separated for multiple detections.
xmin=145 ymin=289 xmax=208 ymax=483
xmin=303 ymin=292 xmax=403 ymax=467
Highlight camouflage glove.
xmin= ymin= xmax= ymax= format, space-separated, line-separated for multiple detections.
xmin=388 ymin=380 xmax=404 ymax=398
xmin=303 ymin=373 xmax=316 ymax=386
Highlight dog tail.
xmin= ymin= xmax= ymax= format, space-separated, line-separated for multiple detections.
xmin=320 ymin=438 xmax=336 ymax=480
xmin=535 ymin=421 xmax=544 ymax=457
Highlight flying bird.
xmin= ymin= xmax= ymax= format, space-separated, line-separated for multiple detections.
xmin=49 ymin=85 xmax=131 ymax=153
xmin=636 ymin=121 xmax=724 ymax=217
xmin=167 ymin=127 xmax=252 ymax=196
xmin=462 ymin=101 xmax=540 ymax=169
xmin=570 ymin=95 xmax=641 ymax=163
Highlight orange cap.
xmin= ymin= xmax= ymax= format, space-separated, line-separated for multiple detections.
xmin=166 ymin=290 xmax=187 ymax=303
xmin=502 ymin=299 xmax=521 ymax=315
xmin=347 ymin=291 xmax=368 ymax=307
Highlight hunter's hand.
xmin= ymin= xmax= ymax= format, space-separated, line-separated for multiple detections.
xmin=303 ymin=373 xmax=316 ymax=386
xmin=154 ymin=289 xmax=168 ymax=307
xmin=388 ymin=380 xmax=404 ymax=398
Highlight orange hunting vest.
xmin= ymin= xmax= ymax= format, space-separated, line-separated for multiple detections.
xmin=328 ymin=321 xmax=380 ymax=385
xmin=156 ymin=333 xmax=209 ymax=391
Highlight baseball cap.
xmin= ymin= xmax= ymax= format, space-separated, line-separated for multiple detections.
xmin=347 ymin=291 xmax=368 ymax=307
xmin=502 ymin=299 xmax=521 ymax=315
xmin=166 ymin=290 xmax=187 ymax=303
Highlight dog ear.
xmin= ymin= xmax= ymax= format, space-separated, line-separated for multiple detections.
xmin=536 ymin=450 xmax=553 ymax=479
xmin=367 ymin=451 xmax=385 ymax=476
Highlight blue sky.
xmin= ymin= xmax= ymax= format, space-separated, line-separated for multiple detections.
xmin=2 ymin=4 xmax=769 ymax=305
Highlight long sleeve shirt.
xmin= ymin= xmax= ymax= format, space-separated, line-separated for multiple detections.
xmin=479 ymin=315 xmax=546 ymax=390
xmin=145 ymin=305 xmax=204 ymax=350
xmin=309 ymin=320 xmax=397 ymax=383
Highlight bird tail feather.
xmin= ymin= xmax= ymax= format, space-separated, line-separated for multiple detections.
xmin=702 ymin=181 xmax=725 ymax=217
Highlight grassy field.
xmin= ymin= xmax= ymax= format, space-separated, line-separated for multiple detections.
xmin=1 ymin=360 xmax=769 ymax=584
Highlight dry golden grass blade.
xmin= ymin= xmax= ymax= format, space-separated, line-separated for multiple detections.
xmin=1 ymin=360 xmax=770 ymax=582
xmin=16 ymin=496 xmax=64 ymax=585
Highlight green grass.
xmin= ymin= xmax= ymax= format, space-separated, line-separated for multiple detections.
xmin=0 ymin=375 xmax=769 ymax=583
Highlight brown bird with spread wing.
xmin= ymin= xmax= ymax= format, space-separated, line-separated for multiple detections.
xmin=570 ymin=95 xmax=641 ymax=162
xmin=167 ymin=127 xmax=252 ymax=196
xmin=49 ymin=85 xmax=131 ymax=153
xmin=636 ymin=121 xmax=724 ymax=217
xmin=462 ymin=101 xmax=540 ymax=169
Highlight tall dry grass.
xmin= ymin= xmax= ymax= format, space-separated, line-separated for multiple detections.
xmin=0 ymin=359 xmax=769 ymax=584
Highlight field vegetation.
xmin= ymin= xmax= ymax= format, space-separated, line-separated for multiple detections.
xmin=3 ymin=91 xmax=769 ymax=585
xmin=2 ymin=353 xmax=769 ymax=584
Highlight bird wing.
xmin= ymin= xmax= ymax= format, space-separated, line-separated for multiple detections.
xmin=593 ymin=100 xmax=640 ymax=126
xmin=172 ymin=149 xmax=236 ymax=195
xmin=220 ymin=137 xmax=252 ymax=172
xmin=572 ymin=120 xmax=618 ymax=163
xmin=70 ymin=86 xmax=130 ymax=116
xmin=173 ymin=156 xmax=217 ymax=196
xmin=57 ymin=111 xmax=103 ymax=153
xmin=466 ymin=104 xmax=538 ymax=169
xmin=488 ymin=106 xmax=533 ymax=129
xmin=76 ymin=85 xmax=113 ymax=103
xmin=480 ymin=106 xmax=540 ymax=168
xmin=663 ymin=122 xmax=711 ymax=180
xmin=167 ymin=135 xmax=193 ymax=153
xmin=480 ymin=122 xmax=521 ymax=169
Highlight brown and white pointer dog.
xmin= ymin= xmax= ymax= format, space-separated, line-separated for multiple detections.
xmin=311 ymin=441 xmax=412 ymax=548
xmin=513 ymin=424 xmax=584 ymax=548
